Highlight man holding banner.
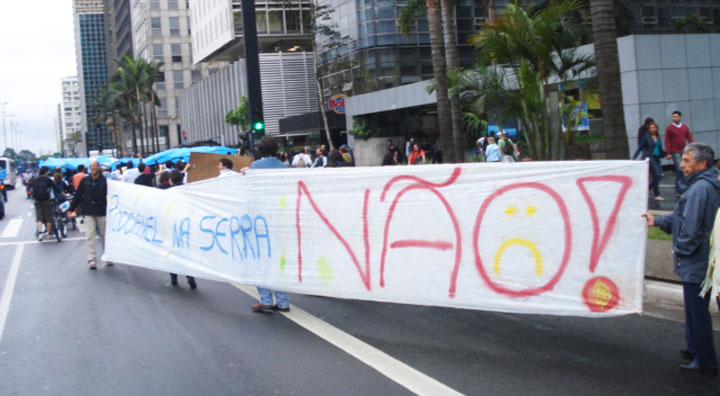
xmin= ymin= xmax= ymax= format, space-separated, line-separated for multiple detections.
xmin=69 ymin=160 xmax=110 ymax=270
xmin=643 ymin=143 xmax=720 ymax=375
xmin=248 ymin=137 xmax=290 ymax=313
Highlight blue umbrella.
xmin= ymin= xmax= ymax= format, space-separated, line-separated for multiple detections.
xmin=143 ymin=146 xmax=238 ymax=165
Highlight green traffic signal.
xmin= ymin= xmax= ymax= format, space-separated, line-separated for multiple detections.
xmin=253 ymin=121 xmax=264 ymax=131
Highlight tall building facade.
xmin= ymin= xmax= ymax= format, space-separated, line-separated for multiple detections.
xmin=104 ymin=0 xmax=135 ymax=75
xmin=55 ymin=104 xmax=63 ymax=155
xmin=632 ymin=1 xmax=720 ymax=33
xmin=189 ymin=0 xmax=313 ymax=64
xmin=59 ymin=77 xmax=83 ymax=156
xmin=180 ymin=52 xmax=319 ymax=144
xmin=130 ymin=0 xmax=226 ymax=150
xmin=73 ymin=0 xmax=111 ymax=155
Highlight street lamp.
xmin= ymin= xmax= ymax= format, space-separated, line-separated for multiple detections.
xmin=0 ymin=101 xmax=8 ymax=152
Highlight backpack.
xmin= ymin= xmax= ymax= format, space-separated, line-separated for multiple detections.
xmin=296 ymin=157 xmax=306 ymax=168
xmin=32 ymin=176 xmax=51 ymax=201
xmin=502 ymin=137 xmax=515 ymax=155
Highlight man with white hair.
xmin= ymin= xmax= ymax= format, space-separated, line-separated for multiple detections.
xmin=68 ymin=160 xmax=110 ymax=270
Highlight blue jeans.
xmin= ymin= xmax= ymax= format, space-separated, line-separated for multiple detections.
xmin=672 ymin=153 xmax=687 ymax=193
xmin=650 ymin=156 xmax=662 ymax=197
xmin=257 ymin=288 xmax=289 ymax=308
xmin=683 ymin=282 xmax=717 ymax=368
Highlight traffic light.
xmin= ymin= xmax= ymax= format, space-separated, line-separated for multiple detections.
xmin=252 ymin=120 xmax=265 ymax=137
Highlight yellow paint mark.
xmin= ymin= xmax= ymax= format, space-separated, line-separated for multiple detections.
xmin=526 ymin=206 xmax=536 ymax=215
xmin=279 ymin=195 xmax=286 ymax=210
xmin=505 ymin=206 xmax=517 ymax=216
xmin=316 ymin=257 xmax=334 ymax=286
xmin=593 ymin=280 xmax=612 ymax=309
xmin=493 ymin=238 xmax=543 ymax=276
xmin=165 ymin=202 xmax=175 ymax=216
xmin=280 ymin=252 xmax=287 ymax=271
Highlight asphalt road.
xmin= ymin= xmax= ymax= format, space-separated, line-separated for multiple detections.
xmin=0 ymin=186 xmax=719 ymax=396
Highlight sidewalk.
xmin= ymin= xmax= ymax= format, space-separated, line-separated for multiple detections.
xmin=644 ymin=279 xmax=720 ymax=329
xmin=646 ymin=170 xmax=680 ymax=212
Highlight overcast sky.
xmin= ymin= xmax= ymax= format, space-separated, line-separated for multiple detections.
xmin=0 ymin=0 xmax=77 ymax=156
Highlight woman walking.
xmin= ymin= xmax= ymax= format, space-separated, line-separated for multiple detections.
xmin=633 ymin=121 xmax=665 ymax=201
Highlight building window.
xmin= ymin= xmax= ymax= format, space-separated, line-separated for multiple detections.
xmin=151 ymin=17 xmax=162 ymax=36
xmin=168 ymin=0 xmax=178 ymax=9
xmin=268 ymin=10 xmax=283 ymax=33
xmin=171 ymin=44 xmax=182 ymax=62
xmin=169 ymin=17 xmax=181 ymax=36
xmin=191 ymin=70 xmax=201 ymax=82
xmin=153 ymin=44 xmax=164 ymax=62
xmin=286 ymin=10 xmax=301 ymax=33
xmin=155 ymin=71 xmax=166 ymax=90
xmin=158 ymin=99 xmax=167 ymax=118
xmin=173 ymin=70 xmax=184 ymax=89
xmin=150 ymin=0 xmax=160 ymax=9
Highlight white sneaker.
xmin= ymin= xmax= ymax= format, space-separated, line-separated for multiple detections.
xmin=37 ymin=232 xmax=44 ymax=241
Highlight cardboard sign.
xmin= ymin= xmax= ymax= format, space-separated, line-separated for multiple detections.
xmin=186 ymin=152 xmax=254 ymax=183
xmin=103 ymin=161 xmax=648 ymax=317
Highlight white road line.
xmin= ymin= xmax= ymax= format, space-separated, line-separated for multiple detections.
xmin=0 ymin=218 xmax=23 ymax=238
xmin=0 ymin=237 xmax=86 ymax=247
xmin=233 ymin=284 xmax=465 ymax=396
xmin=0 ymin=244 xmax=24 ymax=344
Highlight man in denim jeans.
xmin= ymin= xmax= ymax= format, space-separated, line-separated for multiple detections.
xmin=665 ymin=111 xmax=694 ymax=194
xmin=248 ymin=137 xmax=291 ymax=313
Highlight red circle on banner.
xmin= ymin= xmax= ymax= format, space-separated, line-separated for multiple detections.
xmin=472 ymin=182 xmax=572 ymax=298
xmin=582 ymin=276 xmax=620 ymax=312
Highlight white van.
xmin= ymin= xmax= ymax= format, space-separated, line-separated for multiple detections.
xmin=0 ymin=157 xmax=18 ymax=189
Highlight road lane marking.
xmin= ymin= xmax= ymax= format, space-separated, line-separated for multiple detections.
xmin=0 ymin=244 xmax=24 ymax=344
xmin=0 ymin=237 xmax=86 ymax=247
xmin=233 ymin=284 xmax=465 ymax=396
xmin=0 ymin=218 xmax=23 ymax=238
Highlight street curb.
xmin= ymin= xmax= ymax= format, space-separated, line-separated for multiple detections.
xmin=645 ymin=279 xmax=719 ymax=314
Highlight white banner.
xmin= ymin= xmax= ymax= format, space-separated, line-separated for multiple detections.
xmin=103 ymin=161 xmax=648 ymax=316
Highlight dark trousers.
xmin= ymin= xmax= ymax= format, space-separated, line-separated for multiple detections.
xmin=672 ymin=153 xmax=688 ymax=193
xmin=649 ymin=156 xmax=662 ymax=197
xmin=683 ymin=282 xmax=717 ymax=368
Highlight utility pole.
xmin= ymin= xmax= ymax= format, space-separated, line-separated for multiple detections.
xmin=12 ymin=122 xmax=20 ymax=150
xmin=6 ymin=114 xmax=14 ymax=153
xmin=0 ymin=101 xmax=8 ymax=153
xmin=241 ymin=0 xmax=263 ymax=149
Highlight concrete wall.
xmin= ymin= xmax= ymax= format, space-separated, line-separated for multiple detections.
xmin=620 ymin=34 xmax=720 ymax=157
xmin=353 ymin=136 xmax=405 ymax=166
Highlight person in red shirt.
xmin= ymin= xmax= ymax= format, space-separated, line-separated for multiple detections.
xmin=72 ymin=164 xmax=87 ymax=190
xmin=665 ymin=111 xmax=694 ymax=194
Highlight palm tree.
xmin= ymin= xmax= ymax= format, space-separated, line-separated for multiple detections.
xmin=426 ymin=0 xmax=455 ymax=162
xmin=140 ymin=59 xmax=164 ymax=153
xmin=440 ymin=0 xmax=464 ymax=162
xmin=469 ymin=0 xmax=593 ymax=160
xmin=589 ymin=0 xmax=628 ymax=158
xmin=108 ymin=56 xmax=164 ymax=156
xmin=398 ymin=0 xmax=456 ymax=162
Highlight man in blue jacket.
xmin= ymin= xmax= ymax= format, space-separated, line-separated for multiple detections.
xmin=643 ymin=142 xmax=720 ymax=375
xmin=248 ymin=137 xmax=290 ymax=313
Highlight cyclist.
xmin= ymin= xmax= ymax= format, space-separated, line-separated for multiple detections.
xmin=33 ymin=167 xmax=61 ymax=241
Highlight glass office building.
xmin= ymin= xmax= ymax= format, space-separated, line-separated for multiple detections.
xmin=314 ymin=0 xmax=512 ymax=99
xmin=74 ymin=1 xmax=111 ymax=155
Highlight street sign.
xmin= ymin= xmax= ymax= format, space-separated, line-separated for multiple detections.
xmin=328 ymin=94 xmax=347 ymax=114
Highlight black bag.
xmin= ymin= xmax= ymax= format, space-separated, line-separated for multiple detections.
xmin=502 ymin=137 xmax=515 ymax=155
xmin=32 ymin=177 xmax=51 ymax=201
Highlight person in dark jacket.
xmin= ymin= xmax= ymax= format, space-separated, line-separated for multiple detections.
xmin=133 ymin=163 xmax=155 ymax=187
xmin=643 ymin=143 xmax=720 ymax=375
xmin=633 ymin=121 xmax=666 ymax=200
xmin=637 ymin=117 xmax=654 ymax=146
xmin=68 ymin=160 xmax=109 ymax=270
xmin=167 ymin=169 xmax=197 ymax=289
